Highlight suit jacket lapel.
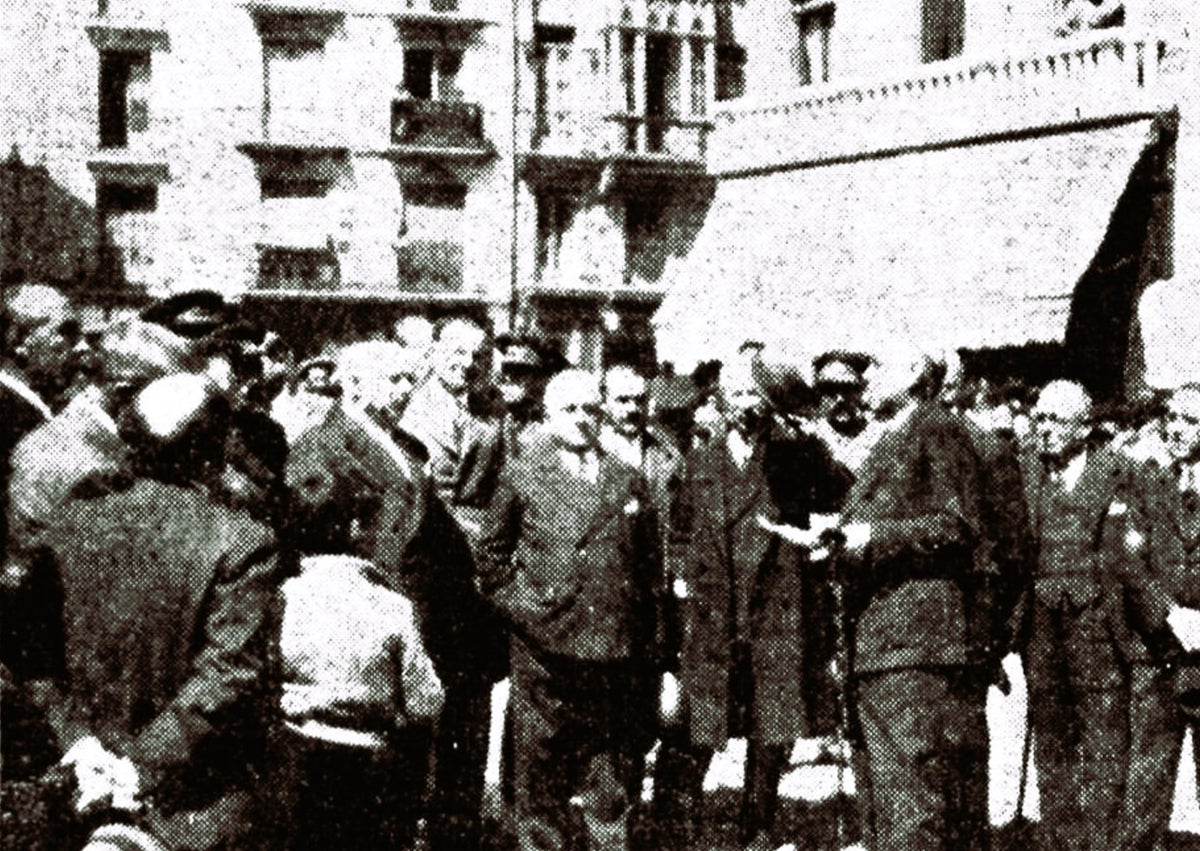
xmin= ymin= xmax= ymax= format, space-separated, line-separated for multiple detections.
xmin=576 ymin=453 xmax=634 ymax=548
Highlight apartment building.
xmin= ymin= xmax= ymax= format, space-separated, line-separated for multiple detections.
xmin=0 ymin=0 xmax=719 ymax=364
xmin=1 ymin=1 xmax=1196 ymax=389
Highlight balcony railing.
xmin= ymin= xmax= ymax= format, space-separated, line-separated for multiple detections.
xmin=395 ymin=240 xmax=463 ymax=293
xmin=390 ymin=98 xmax=488 ymax=151
xmin=257 ymin=246 xmax=341 ymax=291
xmin=528 ymin=109 xmax=712 ymax=162
xmin=710 ymin=31 xmax=1175 ymax=174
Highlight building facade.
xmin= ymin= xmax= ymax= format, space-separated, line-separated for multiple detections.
xmin=1 ymin=1 xmax=1196 ymax=390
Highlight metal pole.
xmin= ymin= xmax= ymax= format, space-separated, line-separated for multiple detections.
xmin=507 ymin=0 xmax=526 ymax=330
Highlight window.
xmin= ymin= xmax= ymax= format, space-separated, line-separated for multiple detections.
xmin=97 ymin=182 xmax=157 ymax=214
xmin=264 ymin=41 xmax=332 ymax=141
xmin=98 ymin=51 xmax=150 ymax=148
xmin=402 ymin=48 xmax=464 ymax=102
xmin=258 ymin=247 xmax=340 ymax=290
xmin=625 ymin=195 xmax=667 ymax=283
xmin=921 ymin=0 xmax=964 ymax=63
xmin=536 ymin=193 xmax=577 ymax=281
xmin=690 ymin=36 xmax=707 ymax=116
xmin=533 ymin=25 xmax=575 ymax=144
xmin=715 ymin=42 xmax=746 ymax=101
xmin=264 ymin=44 xmax=337 ymax=144
xmin=98 ymin=182 xmax=158 ymax=283
xmin=396 ymin=183 xmax=466 ymax=292
xmin=642 ymin=34 xmax=681 ymax=153
xmin=796 ymin=2 xmax=834 ymax=86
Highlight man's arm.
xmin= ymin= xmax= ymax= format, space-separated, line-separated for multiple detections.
xmin=1114 ymin=464 xmax=1200 ymax=653
xmin=842 ymin=421 xmax=982 ymax=572
xmin=474 ymin=477 xmax=522 ymax=598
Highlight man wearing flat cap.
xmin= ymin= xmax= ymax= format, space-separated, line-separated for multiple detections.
xmin=655 ymin=354 xmax=851 ymax=851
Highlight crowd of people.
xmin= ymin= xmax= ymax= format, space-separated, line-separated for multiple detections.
xmin=1 ymin=280 xmax=1199 ymax=851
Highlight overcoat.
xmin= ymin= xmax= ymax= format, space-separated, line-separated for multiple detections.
xmin=35 ymin=479 xmax=278 ymax=851
xmin=286 ymin=403 xmax=508 ymax=683
xmin=672 ymin=427 xmax=851 ymax=747
xmin=840 ymin=403 xmax=990 ymax=675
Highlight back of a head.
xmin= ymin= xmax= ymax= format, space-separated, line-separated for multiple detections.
xmin=2 ymin=283 xmax=72 ymax=358
xmin=1168 ymin=383 xmax=1200 ymax=418
xmin=120 ymin=372 xmax=231 ymax=486
xmin=862 ymin=339 xmax=941 ymax=409
xmin=544 ymin=368 xmax=601 ymax=413
xmin=749 ymin=343 xmax=817 ymax=416
xmin=1035 ymin=379 xmax=1093 ymax=419
xmin=336 ymin=340 xmax=415 ymax=407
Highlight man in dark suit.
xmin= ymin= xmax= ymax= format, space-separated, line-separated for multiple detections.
xmin=654 ymin=354 xmax=851 ymax=851
xmin=476 ymin=369 xmax=663 ymax=851
xmin=1018 ymin=380 xmax=1172 ymax=851
xmin=29 ymin=372 xmax=279 ymax=851
xmin=835 ymin=346 xmax=1000 ymax=851
xmin=1108 ymin=384 xmax=1200 ymax=851
xmin=288 ymin=339 xmax=507 ymax=850
xmin=396 ymin=321 xmax=514 ymax=851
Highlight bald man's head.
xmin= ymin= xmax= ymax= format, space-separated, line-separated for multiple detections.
xmin=1034 ymin=380 xmax=1092 ymax=458
xmin=544 ymin=369 xmax=602 ymax=451
xmin=337 ymin=340 xmax=419 ymax=412
xmin=1165 ymin=384 xmax=1200 ymax=463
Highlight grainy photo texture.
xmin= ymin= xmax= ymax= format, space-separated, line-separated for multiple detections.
xmin=2 ymin=1 xmax=1199 ymax=850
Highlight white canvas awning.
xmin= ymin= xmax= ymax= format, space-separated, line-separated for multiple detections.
xmin=654 ymin=119 xmax=1155 ymax=371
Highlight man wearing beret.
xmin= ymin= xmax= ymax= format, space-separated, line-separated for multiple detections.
xmin=24 ymin=373 xmax=279 ymax=851
xmin=655 ymin=353 xmax=851 ymax=851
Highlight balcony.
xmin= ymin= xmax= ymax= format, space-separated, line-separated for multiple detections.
xmin=710 ymin=31 xmax=1177 ymax=175
xmin=256 ymin=245 xmax=341 ymax=292
xmin=522 ymin=109 xmax=711 ymax=190
xmin=380 ymin=98 xmax=494 ymax=163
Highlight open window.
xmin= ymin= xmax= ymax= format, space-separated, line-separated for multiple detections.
xmin=921 ymin=0 xmax=965 ymax=63
xmin=795 ymin=1 xmax=835 ymax=86
xmin=98 ymin=51 xmax=151 ymax=149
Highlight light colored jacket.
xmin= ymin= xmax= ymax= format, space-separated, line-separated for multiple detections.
xmin=280 ymin=555 xmax=444 ymax=748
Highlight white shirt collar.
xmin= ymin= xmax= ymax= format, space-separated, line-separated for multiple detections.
xmin=1060 ymin=451 xmax=1089 ymax=492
